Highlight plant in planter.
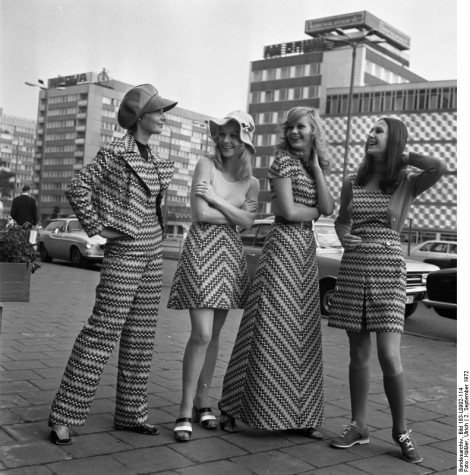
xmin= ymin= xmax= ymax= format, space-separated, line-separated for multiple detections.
xmin=0 ymin=219 xmax=40 ymax=302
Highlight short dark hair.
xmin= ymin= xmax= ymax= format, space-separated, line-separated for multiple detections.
xmin=22 ymin=185 xmax=31 ymax=192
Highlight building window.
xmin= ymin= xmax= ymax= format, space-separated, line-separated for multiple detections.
xmin=251 ymin=91 xmax=261 ymax=103
xmin=266 ymin=69 xmax=276 ymax=80
xmin=280 ymin=66 xmax=290 ymax=79
xmin=294 ymin=64 xmax=305 ymax=77
xmin=279 ymin=89 xmax=288 ymax=101
xmin=393 ymin=91 xmax=404 ymax=111
xmin=264 ymin=90 xmax=275 ymax=102
xmin=293 ymin=87 xmax=302 ymax=100
xmin=383 ymin=92 xmax=392 ymax=111
xmin=308 ymin=63 xmax=321 ymax=75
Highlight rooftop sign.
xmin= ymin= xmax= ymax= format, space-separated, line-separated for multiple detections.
xmin=305 ymin=11 xmax=410 ymax=50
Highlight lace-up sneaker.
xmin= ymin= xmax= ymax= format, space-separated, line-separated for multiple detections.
xmin=330 ymin=421 xmax=369 ymax=448
xmin=393 ymin=430 xmax=423 ymax=464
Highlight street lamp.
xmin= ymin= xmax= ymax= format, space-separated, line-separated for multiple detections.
xmin=323 ymin=29 xmax=382 ymax=181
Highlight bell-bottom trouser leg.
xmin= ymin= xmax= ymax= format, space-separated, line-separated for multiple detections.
xmin=48 ymin=249 xmax=162 ymax=428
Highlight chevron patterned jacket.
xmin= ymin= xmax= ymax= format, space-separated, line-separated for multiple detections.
xmin=66 ymin=133 xmax=174 ymax=239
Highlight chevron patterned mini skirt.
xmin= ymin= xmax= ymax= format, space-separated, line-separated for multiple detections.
xmin=167 ymin=222 xmax=250 ymax=310
xmin=219 ymin=223 xmax=325 ymax=430
xmin=328 ymin=183 xmax=407 ymax=333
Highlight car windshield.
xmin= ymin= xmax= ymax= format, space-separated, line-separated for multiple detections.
xmin=68 ymin=220 xmax=83 ymax=232
xmin=315 ymin=225 xmax=342 ymax=248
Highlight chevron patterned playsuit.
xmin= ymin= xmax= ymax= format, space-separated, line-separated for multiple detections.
xmin=219 ymin=151 xmax=325 ymax=431
xmin=48 ymin=134 xmax=173 ymax=428
xmin=328 ymin=174 xmax=407 ymax=333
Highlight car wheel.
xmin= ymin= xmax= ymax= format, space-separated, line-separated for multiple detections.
xmin=71 ymin=247 xmax=87 ymax=268
xmin=320 ymin=279 xmax=336 ymax=316
xmin=404 ymin=302 xmax=418 ymax=318
xmin=39 ymin=243 xmax=52 ymax=263
xmin=434 ymin=307 xmax=457 ymax=319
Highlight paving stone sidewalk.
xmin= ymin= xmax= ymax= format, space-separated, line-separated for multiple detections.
xmin=0 ymin=262 xmax=457 ymax=474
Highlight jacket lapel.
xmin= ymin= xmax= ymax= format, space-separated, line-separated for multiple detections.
xmin=120 ymin=134 xmax=160 ymax=195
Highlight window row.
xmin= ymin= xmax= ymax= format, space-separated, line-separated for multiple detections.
xmin=48 ymin=94 xmax=79 ymax=104
xmin=325 ymin=87 xmax=457 ymax=115
xmin=102 ymin=97 xmax=121 ymax=107
xmin=44 ymin=157 xmax=74 ymax=165
xmin=48 ymin=107 xmax=78 ymax=116
xmin=41 ymin=194 xmax=69 ymax=203
xmin=44 ymin=145 xmax=75 ymax=153
xmin=251 ymin=86 xmax=320 ymax=104
xmin=48 ymin=120 xmax=76 ymax=128
xmin=46 ymin=132 xmax=76 ymax=141
xmin=42 ymin=170 xmax=73 ymax=178
xmin=102 ymin=109 xmax=116 ymax=118
xmin=365 ymin=60 xmax=410 ymax=85
xmin=42 ymin=182 xmax=70 ymax=190
xmin=251 ymin=63 xmax=321 ymax=82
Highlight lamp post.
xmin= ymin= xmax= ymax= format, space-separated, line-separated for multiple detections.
xmin=323 ymin=29 xmax=380 ymax=181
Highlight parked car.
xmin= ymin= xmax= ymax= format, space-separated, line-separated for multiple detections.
xmin=423 ymin=268 xmax=457 ymax=319
xmin=37 ymin=217 xmax=106 ymax=268
xmin=410 ymin=240 xmax=457 ymax=268
xmin=240 ymin=217 xmax=439 ymax=318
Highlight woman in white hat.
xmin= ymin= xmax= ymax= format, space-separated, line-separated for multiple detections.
xmin=168 ymin=111 xmax=259 ymax=442
xmin=48 ymin=84 xmax=177 ymax=445
xmin=218 ymin=107 xmax=335 ymax=439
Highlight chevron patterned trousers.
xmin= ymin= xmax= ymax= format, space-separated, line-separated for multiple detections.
xmin=48 ymin=247 xmax=163 ymax=428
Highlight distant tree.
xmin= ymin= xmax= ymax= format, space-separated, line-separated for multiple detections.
xmin=0 ymin=171 xmax=15 ymax=197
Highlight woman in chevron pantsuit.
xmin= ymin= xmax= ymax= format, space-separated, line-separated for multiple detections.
xmin=218 ymin=107 xmax=335 ymax=438
xmin=168 ymin=111 xmax=259 ymax=442
xmin=48 ymin=84 xmax=177 ymax=445
xmin=328 ymin=117 xmax=446 ymax=464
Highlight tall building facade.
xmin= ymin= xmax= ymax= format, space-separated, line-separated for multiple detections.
xmin=0 ymin=109 xmax=36 ymax=203
xmin=28 ymin=71 xmax=213 ymax=231
xmin=247 ymin=11 xmax=456 ymax=239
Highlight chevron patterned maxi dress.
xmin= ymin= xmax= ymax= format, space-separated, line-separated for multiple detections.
xmin=218 ymin=151 xmax=325 ymax=431
xmin=327 ymin=174 xmax=407 ymax=333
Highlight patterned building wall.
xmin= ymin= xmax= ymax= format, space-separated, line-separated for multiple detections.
xmin=322 ymin=111 xmax=457 ymax=234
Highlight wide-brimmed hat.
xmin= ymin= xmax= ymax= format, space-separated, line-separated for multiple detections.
xmin=209 ymin=111 xmax=256 ymax=153
xmin=118 ymin=84 xmax=178 ymax=129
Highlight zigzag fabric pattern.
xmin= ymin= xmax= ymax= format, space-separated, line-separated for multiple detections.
xmin=48 ymin=247 xmax=163 ymax=428
xmin=50 ymin=134 xmax=169 ymax=428
xmin=219 ymin=223 xmax=324 ymax=430
xmin=328 ymin=175 xmax=406 ymax=333
xmin=168 ymin=222 xmax=250 ymax=310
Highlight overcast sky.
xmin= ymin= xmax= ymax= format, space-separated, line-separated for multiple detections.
xmin=0 ymin=0 xmax=459 ymax=121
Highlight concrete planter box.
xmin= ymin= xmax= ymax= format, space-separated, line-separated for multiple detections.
xmin=0 ymin=262 xmax=32 ymax=302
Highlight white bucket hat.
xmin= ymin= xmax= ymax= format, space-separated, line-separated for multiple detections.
xmin=209 ymin=110 xmax=256 ymax=153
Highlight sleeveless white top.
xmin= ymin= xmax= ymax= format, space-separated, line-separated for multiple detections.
xmin=211 ymin=164 xmax=251 ymax=207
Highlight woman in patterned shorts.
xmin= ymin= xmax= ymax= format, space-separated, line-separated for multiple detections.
xmin=218 ymin=107 xmax=335 ymax=439
xmin=168 ymin=111 xmax=259 ymax=442
xmin=328 ymin=117 xmax=446 ymax=464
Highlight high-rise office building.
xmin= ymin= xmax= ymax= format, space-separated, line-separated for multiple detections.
xmin=28 ymin=71 xmax=213 ymax=232
xmin=247 ymin=11 xmax=456 ymax=239
xmin=0 ymin=109 xmax=36 ymax=203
